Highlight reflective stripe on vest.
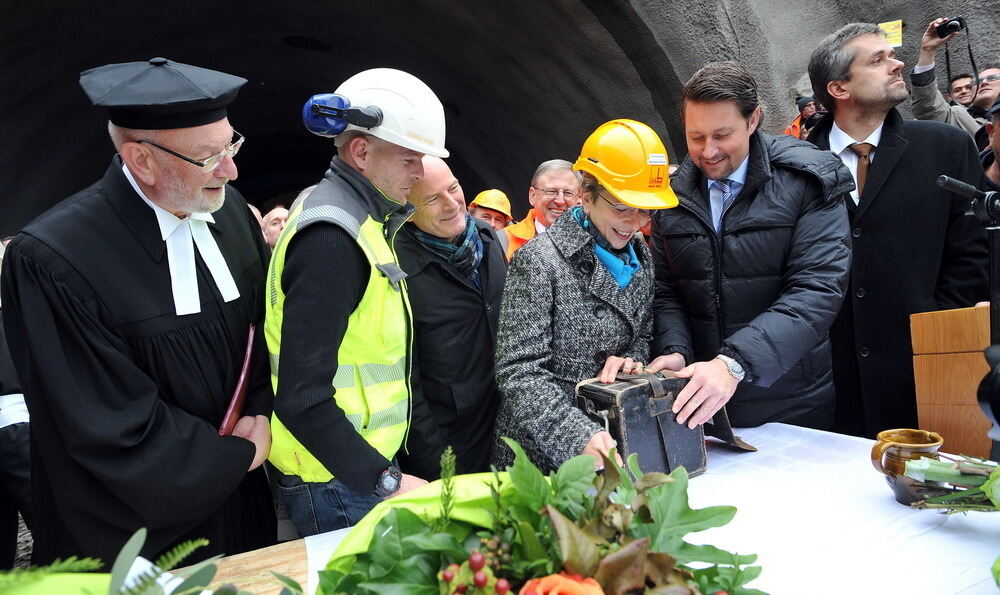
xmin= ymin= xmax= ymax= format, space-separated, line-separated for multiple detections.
xmin=264 ymin=182 xmax=412 ymax=483
xmin=268 ymin=354 xmax=405 ymax=391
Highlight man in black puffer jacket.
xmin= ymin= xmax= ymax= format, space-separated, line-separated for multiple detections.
xmin=647 ymin=61 xmax=853 ymax=430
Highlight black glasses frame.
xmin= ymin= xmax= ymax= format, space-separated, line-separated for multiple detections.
xmin=138 ymin=130 xmax=244 ymax=172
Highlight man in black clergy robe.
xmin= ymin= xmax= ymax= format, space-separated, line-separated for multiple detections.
xmin=0 ymin=58 xmax=276 ymax=565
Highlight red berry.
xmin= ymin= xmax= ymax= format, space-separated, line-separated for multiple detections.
xmin=469 ymin=551 xmax=486 ymax=571
xmin=715 ymin=592 xmax=729 ymax=595
xmin=495 ymin=578 xmax=511 ymax=594
xmin=473 ymin=571 xmax=488 ymax=588
xmin=456 ymin=586 xmax=468 ymax=594
xmin=442 ymin=568 xmax=455 ymax=582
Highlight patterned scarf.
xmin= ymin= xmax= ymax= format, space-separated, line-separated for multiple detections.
xmin=411 ymin=214 xmax=484 ymax=288
xmin=571 ymin=206 xmax=640 ymax=289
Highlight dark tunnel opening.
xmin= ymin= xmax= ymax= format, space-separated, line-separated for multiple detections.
xmin=0 ymin=0 xmax=684 ymax=235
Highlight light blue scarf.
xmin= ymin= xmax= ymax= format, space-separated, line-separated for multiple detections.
xmin=571 ymin=206 xmax=640 ymax=289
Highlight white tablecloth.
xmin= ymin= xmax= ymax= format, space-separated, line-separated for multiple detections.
xmin=688 ymin=423 xmax=1000 ymax=594
xmin=304 ymin=423 xmax=1000 ymax=594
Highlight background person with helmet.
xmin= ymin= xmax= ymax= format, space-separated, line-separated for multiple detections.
xmin=469 ymin=189 xmax=512 ymax=252
xmin=645 ymin=61 xmax=852 ymax=432
xmin=265 ymin=68 xmax=447 ymax=535
xmin=503 ymin=160 xmax=582 ymax=260
xmin=491 ymin=119 xmax=677 ymax=473
xmin=469 ymin=189 xmax=512 ymax=231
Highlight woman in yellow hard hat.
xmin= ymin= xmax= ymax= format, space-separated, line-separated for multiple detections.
xmin=491 ymin=119 xmax=677 ymax=472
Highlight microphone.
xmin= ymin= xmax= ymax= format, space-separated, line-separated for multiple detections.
xmin=936 ymin=175 xmax=987 ymax=199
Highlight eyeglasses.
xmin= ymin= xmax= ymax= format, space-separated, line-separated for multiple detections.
xmin=951 ymin=83 xmax=974 ymax=94
xmin=138 ymin=130 xmax=245 ymax=172
xmin=597 ymin=191 xmax=651 ymax=222
xmin=532 ymin=186 xmax=579 ymax=199
xmin=977 ymin=74 xmax=1000 ymax=85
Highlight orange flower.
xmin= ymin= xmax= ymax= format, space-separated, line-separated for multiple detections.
xmin=518 ymin=572 xmax=604 ymax=595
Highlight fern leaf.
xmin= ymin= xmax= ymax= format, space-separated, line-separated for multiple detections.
xmin=153 ymin=538 xmax=209 ymax=571
xmin=47 ymin=556 xmax=104 ymax=573
xmin=432 ymin=446 xmax=457 ymax=532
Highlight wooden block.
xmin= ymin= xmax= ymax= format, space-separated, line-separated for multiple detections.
xmin=913 ymin=353 xmax=990 ymax=405
xmin=913 ymin=352 xmax=992 ymax=458
xmin=910 ymin=306 xmax=989 ymax=355
xmin=208 ymin=539 xmax=307 ymax=594
xmin=917 ymin=404 xmax=992 ymax=458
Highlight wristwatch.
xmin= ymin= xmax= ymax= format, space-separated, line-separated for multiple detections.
xmin=374 ymin=465 xmax=402 ymax=497
xmin=715 ymin=354 xmax=746 ymax=382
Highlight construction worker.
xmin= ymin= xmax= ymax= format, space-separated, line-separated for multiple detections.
xmin=504 ymin=159 xmax=581 ymax=260
xmin=468 ymin=189 xmax=512 ymax=231
xmin=469 ymin=188 xmax=512 ymax=252
xmin=265 ymin=68 xmax=448 ymax=534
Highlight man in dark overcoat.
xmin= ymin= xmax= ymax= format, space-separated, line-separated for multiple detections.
xmin=1 ymin=58 xmax=275 ymax=564
xmin=807 ymin=23 xmax=988 ymax=437
xmin=396 ymin=156 xmax=506 ymax=474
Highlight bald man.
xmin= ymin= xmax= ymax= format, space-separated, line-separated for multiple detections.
xmin=261 ymin=206 xmax=289 ymax=249
xmin=395 ymin=156 xmax=506 ymax=473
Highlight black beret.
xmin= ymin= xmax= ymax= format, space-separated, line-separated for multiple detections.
xmin=79 ymin=57 xmax=247 ymax=129
xmin=795 ymin=95 xmax=814 ymax=113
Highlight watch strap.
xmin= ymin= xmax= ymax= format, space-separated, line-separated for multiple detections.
xmin=715 ymin=354 xmax=745 ymax=381
xmin=374 ymin=465 xmax=402 ymax=497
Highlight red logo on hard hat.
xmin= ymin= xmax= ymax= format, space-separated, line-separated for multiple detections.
xmin=648 ymin=166 xmax=664 ymax=187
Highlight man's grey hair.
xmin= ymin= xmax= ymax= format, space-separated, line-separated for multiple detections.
xmin=808 ymin=23 xmax=885 ymax=114
xmin=107 ymin=122 xmax=159 ymax=151
xmin=979 ymin=62 xmax=1000 ymax=78
xmin=530 ymin=159 xmax=581 ymax=187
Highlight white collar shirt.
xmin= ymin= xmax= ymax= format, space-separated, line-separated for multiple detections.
xmin=122 ymin=163 xmax=240 ymax=315
xmin=829 ymin=121 xmax=884 ymax=204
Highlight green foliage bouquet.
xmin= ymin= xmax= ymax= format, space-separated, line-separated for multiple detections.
xmin=904 ymin=454 xmax=1000 ymax=513
xmin=321 ymin=440 xmax=765 ymax=595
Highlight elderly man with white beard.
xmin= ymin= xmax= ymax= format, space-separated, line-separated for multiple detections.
xmin=1 ymin=57 xmax=275 ymax=565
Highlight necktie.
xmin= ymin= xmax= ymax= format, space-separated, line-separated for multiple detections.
xmin=713 ymin=178 xmax=737 ymax=233
xmin=849 ymin=142 xmax=874 ymax=200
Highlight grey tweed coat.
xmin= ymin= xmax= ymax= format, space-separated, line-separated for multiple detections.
xmin=491 ymin=209 xmax=653 ymax=472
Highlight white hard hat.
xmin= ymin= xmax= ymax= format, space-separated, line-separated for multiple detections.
xmin=333 ymin=68 xmax=449 ymax=158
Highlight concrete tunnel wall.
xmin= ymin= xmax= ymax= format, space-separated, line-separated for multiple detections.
xmin=2 ymin=0 xmax=998 ymax=236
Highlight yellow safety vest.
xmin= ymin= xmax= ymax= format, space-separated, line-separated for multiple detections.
xmin=265 ymin=179 xmax=412 ymax=483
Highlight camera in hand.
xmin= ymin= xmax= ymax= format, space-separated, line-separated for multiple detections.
xmin=936 ymin=16 xmax=966 ymax=38
xmin=803 ymin=110 xmax=828 ymax=131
